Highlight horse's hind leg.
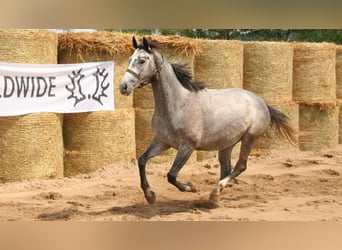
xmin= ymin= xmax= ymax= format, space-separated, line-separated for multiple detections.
xmin=209 ymin=133 xmax=257 ymax=206
xmin=218 ymin=147 xmax=233 ymax=180
xmin=167 ymin=144 xmax=196 ymax=192
xmin=139 ymin=138 xmax=170 ymax=204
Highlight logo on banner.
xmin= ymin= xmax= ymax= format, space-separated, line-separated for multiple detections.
xmin=0 ymin=61 xmax=114 ymax=116
xmin=66 ymin=67 xmax=110 ymax=107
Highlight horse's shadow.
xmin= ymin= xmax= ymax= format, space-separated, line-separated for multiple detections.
xmin=37 ymin=199 xmax=214 ymax=221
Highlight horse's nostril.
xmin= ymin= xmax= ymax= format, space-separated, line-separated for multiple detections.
xmin=120 ymin=83 xmax=127 ymax=92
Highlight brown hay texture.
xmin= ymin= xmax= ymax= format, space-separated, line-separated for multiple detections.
xmin=135 ymin=108 xmax=196 ymax=164
xmin=0 ymin=29 xmax=63 ymax=182
xmin=243 ymin=41 xmax=293 ymax=102
xmin=0 ymin=29 xmax=58 ymax=64
xmin=336 ymin=45 xmax=342 ymax=99
xmin=293 ymin=42 xmax=336 ymax=103
xmin=254 ymin=102 xmax=299 ymax=151
xmin=194 ymin=39 xmax=243 ymax=89
xmin=63 ymin=109 xmax=136 ymax=176
xmin=298 ymin=103 xmax=338 ymax=151
xmin=0 ymin=113 xmax=64 ymax=182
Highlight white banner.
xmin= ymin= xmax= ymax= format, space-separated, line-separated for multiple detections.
xmin=0 ymin=61 xmax=114 ymax=116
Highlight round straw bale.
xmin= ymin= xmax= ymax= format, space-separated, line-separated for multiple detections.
xmin=336 ymin=45 xmax=342 ymax=99
xmin=58 ymin=32 xmax=133 ymax=109
xmin=0 ymin=29 xmax=58 ymax=64
xmin=135 ymin=108 xmax=196 ymax=164
xmin=298 ymin=102 xmax=338 ymax=151
xmin=63 ymin=108 xmax=136 ymax=176
xmin=0 ymin=113 xmax=63 ymax=182
xmin=254 ymin=101 xmax=299 ymax=151
xmin=0 ymin=29 xmax=62 ymax=182
xmin=293 ymin=42 xmax=336 ymax=102
xmin=194 ymin=39 xmax=243 ymax=89
xmin=243 ymin=41 xmax=293 ymax=102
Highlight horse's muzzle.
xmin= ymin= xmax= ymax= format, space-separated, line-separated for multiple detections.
xmin=119 ymin=82 xmax=131 ymax=96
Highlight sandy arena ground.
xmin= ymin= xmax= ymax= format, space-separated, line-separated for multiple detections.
xmin=0 ymin=145 xmax=342 ymax=221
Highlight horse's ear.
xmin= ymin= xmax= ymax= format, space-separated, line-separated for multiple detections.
xmin=142 ymin=37 xmax=150 ymax=52
xmin=132 ymin=36 xmax=138 ymax=49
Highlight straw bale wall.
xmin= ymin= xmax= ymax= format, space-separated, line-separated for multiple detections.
xmin=243 ymin=41 xmax=293 ymax=102
xmin=0 ymin=29 xmax=63 ymax=182
xmin=336 ymin=45 xmax=342 ymax=99
xmin=336 ymin=46 xmax=342 ymax=143
xmin=58 ymin=32 xmax=139 ymax=175
xmin=292 ymin=42 xmax=338 ymax=151
xmin=63 ymin=109 xmax=135 ymax=176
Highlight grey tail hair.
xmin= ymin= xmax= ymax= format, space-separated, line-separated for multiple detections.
xmin=267 ymin=105 xmax=298 ymax=145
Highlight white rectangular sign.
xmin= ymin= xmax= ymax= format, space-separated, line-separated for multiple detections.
xmin=0 ymin=61 xmax=114 ymax=116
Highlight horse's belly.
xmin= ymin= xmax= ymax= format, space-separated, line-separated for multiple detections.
xmin=196 ymin=117 xmax=249 ymax=151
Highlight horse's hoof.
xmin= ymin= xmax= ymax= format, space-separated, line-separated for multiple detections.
xmin=186 ymin=182 xmax=197 ymax=193
xmin=145 ymin=190 xmax=156 ymax=204
xmin=208 ymin=190 xmax=220 ymax=208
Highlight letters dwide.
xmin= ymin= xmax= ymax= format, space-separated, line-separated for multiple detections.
xmin=2 ymin=76 xmax=56 ymax=98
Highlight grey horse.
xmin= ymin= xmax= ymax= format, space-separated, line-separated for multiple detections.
xmin=119 ymin=37 xmax=297 ymax=206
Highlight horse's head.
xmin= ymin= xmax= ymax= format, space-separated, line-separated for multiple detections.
xmin=119 ymin=37 xmax=160 ymax=96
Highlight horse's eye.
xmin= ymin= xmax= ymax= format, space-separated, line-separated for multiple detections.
xmin=139 ymin=59 xmax=146 ymax=65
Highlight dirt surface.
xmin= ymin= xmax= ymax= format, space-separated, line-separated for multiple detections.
xmin=1 ymin=145 xmax=342 ymax=221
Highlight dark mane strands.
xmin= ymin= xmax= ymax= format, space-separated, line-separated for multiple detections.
xmin=171 ymin=63 xmax=206 ymax=92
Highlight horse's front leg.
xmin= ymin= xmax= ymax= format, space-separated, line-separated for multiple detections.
xmin=138 ymin=138 xmax=170 ymax=204
xmin=167 ymin=144 xmax=197 ymax=192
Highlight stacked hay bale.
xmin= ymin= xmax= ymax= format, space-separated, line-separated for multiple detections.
xmin=293 ymin=42 xmax=337 ymax=150
xmin=0 ymin=29 xmax=63 ymax=182
xmin=134 ymin=35 xmax=200 ymax=164
xmin=336 ymin=45 xmax=342 ymax=143
xmin=243 ymin=41 xmax=298 ymax=153
xmin=58 ymin=31 xmax=136 ymax=176
xmin=194 ymin=39 xmax=244 ymax=161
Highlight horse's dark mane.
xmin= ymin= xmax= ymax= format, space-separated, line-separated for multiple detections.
xmin=171 ymin=63 xmax=206 ymax=92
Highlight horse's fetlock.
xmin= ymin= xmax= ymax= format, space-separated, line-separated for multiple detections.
xmin=167 ymin=173 xmax=176 ymax=184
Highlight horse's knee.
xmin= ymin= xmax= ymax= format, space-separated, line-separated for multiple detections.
xmin=138 ymin=154 xmax=147 ymax=168
xmin=235 ymin=160 xmax=247 ymax=173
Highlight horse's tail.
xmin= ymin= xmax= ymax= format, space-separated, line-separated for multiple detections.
xmin=267 ymin=105 xmax=298 ymax=145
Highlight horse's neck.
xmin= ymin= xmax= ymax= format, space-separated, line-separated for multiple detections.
xmin=151 ymin=61 xmax=189 ymax=116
